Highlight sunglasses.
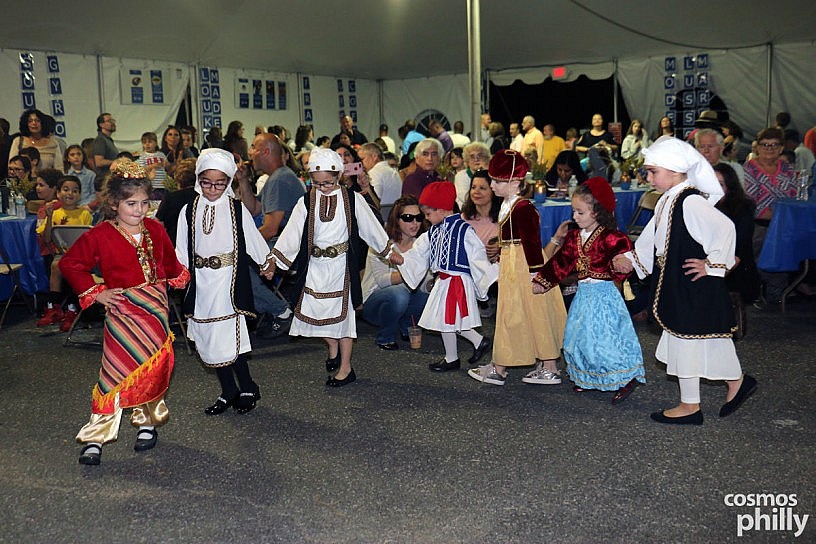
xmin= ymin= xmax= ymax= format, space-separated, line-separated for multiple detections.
xmin=399 ymin=213 xmax=424 ymax=223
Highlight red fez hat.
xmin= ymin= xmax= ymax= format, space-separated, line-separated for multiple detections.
xmin=488 ymin=149 xmax=529 ymax=181
xmin=419 ymin=181 xmax=456 ymax=210
xmin=585 ymin=177 xmax=615 ymax=213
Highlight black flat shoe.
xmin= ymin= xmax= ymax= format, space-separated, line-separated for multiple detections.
xmin=429 ymin=358 xmax=460 ymax=372
xmin=78 ymin=444 xmax=101 ymax=465
xmin=325 ymin=354 xmax=341 ymax=373
xmin=134 ymin=428 xmax=158 ymax=452
xmin=326 ymin=368 xmax=356 ymax=387
xmin=204 ymin=395 xmax=236 ymax=416
xmin=611 ymin=379 xmax=639 ymax=405
xmin=719 ymin=374 xmax=758 ymax=417
xmin=650 ymin=410 xmax=704 ymax=425
xmin=467 ymin=337 xmax=492 ymax=365
xmin=377 ymin=342 xmax=399 ymax=351
xmin=235 ymin=392 xmax=257 ymax=414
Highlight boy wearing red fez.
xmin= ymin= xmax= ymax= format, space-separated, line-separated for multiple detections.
xmin=391 ymin=181 xmax=497 ymax=371
xmin=533 ymin=177 xmax=645 ymax=403
xmin=468 ymin=149 xmax=568 ymax=386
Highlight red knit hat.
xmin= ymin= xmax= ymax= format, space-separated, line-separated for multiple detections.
xmin=419 ymin=181 xmax=456 ymax=210
xmin=584 ymin=177 xmax=615 ymax=213
xmin=488 ymin=149 xmax=528 ymax=181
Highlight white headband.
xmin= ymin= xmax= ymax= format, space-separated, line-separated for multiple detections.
xmin=194 ymin=148 xmax=237 ymax=199
xmin=643 ymin=136 xmax=723 ymax=203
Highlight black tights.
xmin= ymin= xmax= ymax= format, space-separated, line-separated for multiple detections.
xmin=214 ymin=354 xmax=257 ymax=399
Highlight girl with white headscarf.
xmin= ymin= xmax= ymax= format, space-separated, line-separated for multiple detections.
xmin=176 ymin=148 xmax=275 ymax=415
xmin=613 ymin=137 xmax=757 ymax=425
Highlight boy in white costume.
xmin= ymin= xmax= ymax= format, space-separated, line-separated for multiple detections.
xmin=268 ymin=148 xmax=393 ymax=387
xmin=392 ymin=181 xmax=498 ymax=372
xmin=176 ymin=148 xmax=276 ymax=415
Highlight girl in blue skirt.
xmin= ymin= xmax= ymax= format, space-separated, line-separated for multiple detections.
xmin=533 ymin=178 xmax=645 ymax=403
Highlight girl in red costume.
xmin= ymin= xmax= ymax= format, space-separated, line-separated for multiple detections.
xmin=533 ymin=178 xmax=645 ymax=403
xmin=60 ymin=161 xmax=190 ymax=465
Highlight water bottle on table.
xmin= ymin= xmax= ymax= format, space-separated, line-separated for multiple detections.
xmin=15 ymin=192 xmax=26 ymax=218
xmin=567 ymin=175 xmax=578 ymax=197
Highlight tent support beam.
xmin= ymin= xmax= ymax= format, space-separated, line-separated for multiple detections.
xmin=467 ymin=0 xmax=481 ymax=141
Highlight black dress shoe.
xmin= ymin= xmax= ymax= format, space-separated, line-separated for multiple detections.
xmin=719 ymin=374 xmax=758 ymax=417
xmin=235 ymin=392 xmax=257 ymax=414
xmin=429 ymin=358 xmax=461 ymax=372
xmin=326 ymin=368 xmax=356 ymax=387
xmin=325 ymin=354 xmax=341 ymax=373
xmin=467 ymin=337 xmax=492 ymax=365
xmin=377 ymin=342 xmax=399 ymax=351
xmin=204 ymin=395 xmax=236 ymax=415
xmin=78 ymin=444 xmax=101 ymax=465
xmin=134 ymin=428 xmax=158 ymax=451
xmin=611 ymin=378 xmax=639 ymax=405
xmin=650 ymin=410 xmax=704 ymax=425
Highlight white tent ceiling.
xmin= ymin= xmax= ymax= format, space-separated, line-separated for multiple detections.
xmin=4 ymin=0 xmax=816 ymax=80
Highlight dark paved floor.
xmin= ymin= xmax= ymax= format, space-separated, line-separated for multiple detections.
xmin=0 ymin=297 xmax=814 ymax=543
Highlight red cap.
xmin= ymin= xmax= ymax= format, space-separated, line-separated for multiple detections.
xmin=488 ymin=149 xmax=528 ymax=181
xmin=585 ymin=177 xmax=615 ymax=213
xmin=419 ymin=181 xmax=456 ymax=210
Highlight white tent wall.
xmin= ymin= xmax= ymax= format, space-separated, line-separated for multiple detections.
xmin=770 ymin=41 xmax=816 ymax=133
xmin=382 ymin=74 xmax=472 ymax=141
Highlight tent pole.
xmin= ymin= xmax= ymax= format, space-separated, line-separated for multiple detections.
xmin=96 ymin=55 xmax=105 ymax=114
xmin=468 ymin=0 xmax=481 ymax=142
xmin=765 ymin=43 xmax=773 ymax=126
xmin=613 ymin=59 xmax=618 ymax=123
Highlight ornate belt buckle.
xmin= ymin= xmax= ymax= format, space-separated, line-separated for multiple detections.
xmin=208 ymin=256 xmax=222 ymax=269
xmin=194 ymin=255 xmax=205 ymax=268
xmin=310 ymin=246 xmax=322 ymax=258
xmin=325 ymin=245 xmax=338 ymax=258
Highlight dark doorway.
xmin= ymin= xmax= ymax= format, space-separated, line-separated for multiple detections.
xmin=489 ymin=75 xmax=630 ymax=142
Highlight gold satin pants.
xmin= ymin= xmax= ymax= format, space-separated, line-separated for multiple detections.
xmin=76 ymin=395 xmax=169 ymax=445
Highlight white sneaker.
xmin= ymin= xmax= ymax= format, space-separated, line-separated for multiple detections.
xmin=468 ymin=363 xmax=506 ymax=386
xmin=521 ymin=362 xmax=562 ymax=385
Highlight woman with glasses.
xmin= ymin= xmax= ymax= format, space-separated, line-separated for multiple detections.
xmin=361 ymin=195 xmax=430 ymax=350
xmin=10 ymin=109 xmax=66 ymax=172
xmin=454 ymin=142 xmax=491 ymax=209
xmin=743 ymin=127 xmax=798 ymax=304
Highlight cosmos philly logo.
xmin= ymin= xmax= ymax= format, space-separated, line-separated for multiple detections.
xmin=724 ymin=493 xmax=810 ymax=538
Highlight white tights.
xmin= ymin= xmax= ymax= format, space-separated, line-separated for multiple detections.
xmin=679 ymin=377 xmax=701 ymax=404
xmin=441 ymin=330 xmax=483 ymax=362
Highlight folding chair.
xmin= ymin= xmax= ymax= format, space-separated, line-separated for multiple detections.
xmin=63 ymin=274 xmax=104 ymax=347
xmin=626 ymin=190 xmax=662 ymax=241
xmin=50 ymin=225 xmax=92 ymax=255
xmin=0 ymin=245 xmax=36 ymax=329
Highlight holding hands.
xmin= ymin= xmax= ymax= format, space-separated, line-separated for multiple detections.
xmin=389 ymin=250 xmax=404 ymax=266
xmin=612 ymin=254 xmax=633 ymax=274
xmin=260 ymin=257 xmax=276 ymax=279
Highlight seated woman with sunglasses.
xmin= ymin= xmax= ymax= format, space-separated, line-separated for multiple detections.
xmin=361 ymin=196 xmax=431 ymax=350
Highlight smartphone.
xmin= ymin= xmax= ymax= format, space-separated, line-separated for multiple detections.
xmin=343 ymin=162 xmax=364 ymax=177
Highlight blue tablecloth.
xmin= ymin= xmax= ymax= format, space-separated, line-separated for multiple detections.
xmin=0 ymin=215 xmax=48 ymax=299
xmin=535 ymin=187 xmax=650 ymax=243
xmin=757 ymin=199 xmax=816 ymax=272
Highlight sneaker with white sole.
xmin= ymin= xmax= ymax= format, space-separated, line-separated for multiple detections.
xmin=521 ymin=361 xmax=562 ymax=385
xmin=467 ymin=363 xmax=506 ymax=386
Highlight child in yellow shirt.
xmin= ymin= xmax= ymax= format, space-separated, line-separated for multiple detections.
xmin=36 ymin=175 xmax=93 ymax=330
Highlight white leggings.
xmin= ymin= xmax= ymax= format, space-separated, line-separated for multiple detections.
xmin=441 ymin=329 xmax=483 ymax=362
xmin=679 ymin=377 xmax=701 ymax=404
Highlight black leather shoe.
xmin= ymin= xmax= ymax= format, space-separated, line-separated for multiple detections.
xmin=204 ymin=395 xmax=235 ymax=415
xmin=611 ymin=379 xmax=639 ymax=405
xmin=429 ymin=358 xmax=461 ymax=372
xmin=719 ymin=374 xmax=758 ymax=417
xmin=78 ymin=444 xmax=101 ymax=465
xmin=325 ymin=354 xmax=341 ymax=373
xmin=650 ymin=410 xmax=704 ymax=425
xmin=326 ymin=368 xmax=356 ymax=387
xmin=134 ymin=428 xmax=158 ymax=451
xmin=235 ymin=392 xmax=257 ymax=414
xmin=377 ymin=342 xmax=399 ymax=351
xmin=467 ymin=337 xmax=492 ymax=365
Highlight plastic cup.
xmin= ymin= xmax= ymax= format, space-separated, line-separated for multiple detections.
xmin=408 ymin=326 xmax=422 ymax=349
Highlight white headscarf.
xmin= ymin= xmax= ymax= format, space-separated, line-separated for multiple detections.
xmin=642 ymin=135 xmax=723 ymax=203
xmin=194 ymin=148 xmax=237 ymax=200
xmin=308 ymin=147 xmax=344 ymax=173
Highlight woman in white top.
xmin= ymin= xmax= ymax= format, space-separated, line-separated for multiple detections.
xmin=10 ymin=109 xmax=66 ymax=172
xmin=621 ymin=118 xmax=652 ymax=161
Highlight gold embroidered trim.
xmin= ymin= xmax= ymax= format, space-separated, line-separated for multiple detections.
xmin=651 ymin=187 xmax=735 ymax=339
xmin=304 ymin=286 xmax=344 ymax=299
xmin=705 ymin=258 xmax=727 ymax=270
xmin=271 ymin=248 xmax=293 ymax=268
xmin=202 ymin=204 xmax=215 ymax=235
xmin=319 ymin=193 xmax=337 ymax=222
xmin=575 ymin=226 xmax=603 ymax=278
xmin=376 ymin=239 xmax=393 ymax=259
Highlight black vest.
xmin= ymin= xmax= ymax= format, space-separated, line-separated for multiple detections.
xmin=650 ymin=188 xmax=735 ymax=338
xmin=292 ymin=187 xmax=364 ymax=309
xmin=182 ymin=196 xmax=256 ymax=318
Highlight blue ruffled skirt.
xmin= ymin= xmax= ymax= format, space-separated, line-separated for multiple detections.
xmin=564 ymin=281 xmax=646 ymax=391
